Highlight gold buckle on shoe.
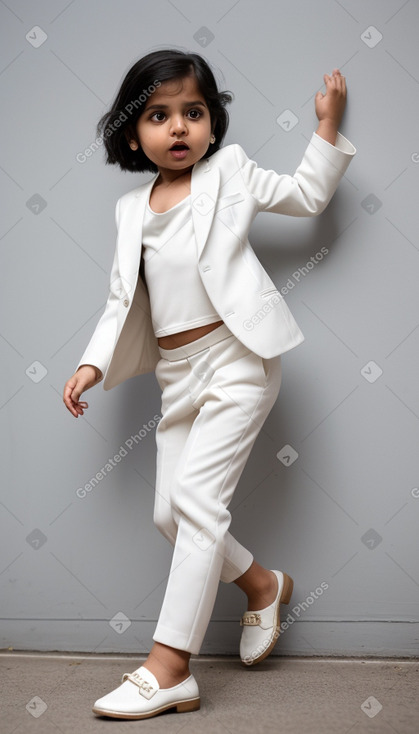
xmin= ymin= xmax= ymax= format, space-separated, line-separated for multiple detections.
xmin=121 ymin=672 xmax=156 ymax=700
xmin=240 ymin=612 xmax=262 ymax=626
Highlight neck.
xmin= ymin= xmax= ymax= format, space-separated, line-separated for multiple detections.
xmin=155 ymin=167 xmax=193 ymax=188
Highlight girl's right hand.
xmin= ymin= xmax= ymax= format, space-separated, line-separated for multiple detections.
xmin=63 ymin=365 xmax=102 ymax=417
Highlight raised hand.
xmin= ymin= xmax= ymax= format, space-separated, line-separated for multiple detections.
xmin=315 ymin=68 xmax=347 ymax=129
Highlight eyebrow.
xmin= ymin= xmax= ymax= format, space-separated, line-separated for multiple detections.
xmin=145 ymin=100 xmax=207 ymax=111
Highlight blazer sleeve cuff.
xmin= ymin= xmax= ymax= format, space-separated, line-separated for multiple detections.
xmin=310 ymin=130 xmax=357 ymax=170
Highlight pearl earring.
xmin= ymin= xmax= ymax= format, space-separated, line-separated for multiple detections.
xmin=210 ymin=134 xmax=215 ymax=144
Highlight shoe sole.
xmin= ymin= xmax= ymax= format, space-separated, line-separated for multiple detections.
xmin=92 ymin=696 xmax=201 ymax=719
xmin=241 ymin=571 xmax=294 ymax=667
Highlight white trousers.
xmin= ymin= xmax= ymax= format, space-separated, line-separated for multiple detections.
xmin=152 ymin=323 xmax=282 ymax=654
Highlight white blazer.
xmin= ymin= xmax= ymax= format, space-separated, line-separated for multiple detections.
xmin=76 ymin=131 xmax=356 ymax=390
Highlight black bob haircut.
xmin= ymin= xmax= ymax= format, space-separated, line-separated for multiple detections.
xmin=96 ymin=49 xmax=234 ymax=173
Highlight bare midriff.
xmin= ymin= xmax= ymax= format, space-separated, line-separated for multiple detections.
xmin=157 ymin=320 xmax=224 ymax=349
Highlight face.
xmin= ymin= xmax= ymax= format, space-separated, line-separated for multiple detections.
xmin=129 ymin=74 xmax=213 ymax=180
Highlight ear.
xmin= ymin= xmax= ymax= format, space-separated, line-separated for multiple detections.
xmin=124 ymin=128 xmax=138 ymax=150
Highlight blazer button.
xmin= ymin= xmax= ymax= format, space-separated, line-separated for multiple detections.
xmin=123 ymin=298 xmax=129 ymax=307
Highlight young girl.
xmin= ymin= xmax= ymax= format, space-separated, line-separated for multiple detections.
xmin=63 ymin=49 xmax=355 ymax=720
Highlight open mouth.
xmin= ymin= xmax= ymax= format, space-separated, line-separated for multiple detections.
xmin=169 ymin=143 xmax=190 ymax=159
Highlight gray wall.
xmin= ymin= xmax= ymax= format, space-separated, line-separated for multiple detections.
xmin=1 ymin=0 xmax=418 ymax=657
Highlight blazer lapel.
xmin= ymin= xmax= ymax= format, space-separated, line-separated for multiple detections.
xmin=118 ymin=174 xmax=158 ymax=296
xmin=190 ymin=156 xmax=220 ymax=260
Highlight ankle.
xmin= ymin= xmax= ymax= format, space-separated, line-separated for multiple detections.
xmin=147 ymin=653 xmax=189 ymax=677
xmin=247 ymin=568 xmax=276 ymax=599
xmin=145 ymin=643 xmax=191 ymax=679
xmin=246 ymin=571 xmax=278 ymax=610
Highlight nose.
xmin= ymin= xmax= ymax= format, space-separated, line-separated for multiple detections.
xmin=170 ymin=114 xmax=187 ymax=136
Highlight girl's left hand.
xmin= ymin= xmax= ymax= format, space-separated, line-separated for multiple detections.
xmin=315 ymin=69 xmax=347 ymax=129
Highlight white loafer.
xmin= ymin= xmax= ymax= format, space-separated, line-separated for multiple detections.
xmin=240 ymin=570 xmax=294 ymax=666
xmin=92 ymin=665 xmax=200 ymax=719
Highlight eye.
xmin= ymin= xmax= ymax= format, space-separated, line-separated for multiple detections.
xmin=187 ymin=108 xmax=203 ymax=119
xmin=150 ymin=111 xmax=166 ymax=122
xmin=148 ymin=108 xmax=204 ymax=122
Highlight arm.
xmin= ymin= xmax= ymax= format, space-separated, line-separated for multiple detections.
xmin=236 ymin=68 xmax=355 ymax=216
xmin=63 ymin=197 xmax=122 ymax=417
xmin=73 ymin=196 xmax=123 ymax=379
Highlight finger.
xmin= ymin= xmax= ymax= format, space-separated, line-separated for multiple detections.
xmin=332 ymin=74 xmax=344 ymax=92
xmin=327 ymin=72 xmax=339 ymax=89
xmin=63 ymin=383 xmax=72 ymax=400
xmin=63 ymin=386 xmax=75 ymax=410
xmin=332 ymin=74 xmax=341 ymax=90
xmin=336 ymin=74 xmax=346 ymax=94
xmin=64 ymin=397 xmax=78 ymax=417
xmin=71 ymin=386 xmax=83 ymax=403
xmin=326 ymin=76 xmax=338 ymax=92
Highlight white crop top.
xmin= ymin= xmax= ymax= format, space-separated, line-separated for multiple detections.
xmin=141 ymin=194 xmax=221 ymax=338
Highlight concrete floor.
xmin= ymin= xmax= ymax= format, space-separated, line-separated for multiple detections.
xmin=1 ymin=652 xmax=418 ymax=734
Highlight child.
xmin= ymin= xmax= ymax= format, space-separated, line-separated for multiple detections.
xmin=63 ymin=49 xmax=355 ymax=720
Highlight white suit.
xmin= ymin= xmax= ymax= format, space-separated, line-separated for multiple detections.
xmin=75 ymin=131 xmax=356 ymax=654
xmin=76 ymin=132 xmax=356 ymax=388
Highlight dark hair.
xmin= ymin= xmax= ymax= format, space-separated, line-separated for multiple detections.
xmin=96 ymin=49 xmax=234 ymax=173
